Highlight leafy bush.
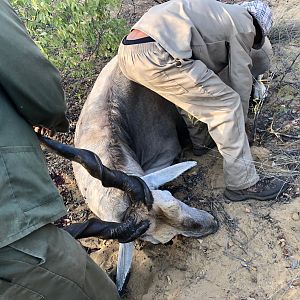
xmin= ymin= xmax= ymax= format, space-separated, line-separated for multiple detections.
xmin=11 ymin=0 xmax=128 ymax=79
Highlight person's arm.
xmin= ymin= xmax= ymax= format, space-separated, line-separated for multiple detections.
xmin=64 ymin=217 xmax=150 ymax=243
xmin=0 ymin=0 xmax=69 ymax=132
xmin=228 ymin=33 xmax=254 ymax=119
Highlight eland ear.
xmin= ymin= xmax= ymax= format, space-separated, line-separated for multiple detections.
xmin=141 ymin=161 xmax=197 ymax=189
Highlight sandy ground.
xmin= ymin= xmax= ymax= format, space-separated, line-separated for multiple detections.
xmin=87 ymin=149 xmax=300 ymax=300
xmin=46 ymin=0 xmax=300 ymax=299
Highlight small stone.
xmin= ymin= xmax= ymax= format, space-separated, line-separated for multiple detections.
xmin=291 ymin=212 xmax=300 ymax=221
xmin=166 ymin=275 xmax=172 ymax=285
xmin=241 ymin=261 xmax=248 ymax=267
xmin=251 ymin=266 xmax=257 ymax=272
xmin=290 ymin=259 xmax=300 ymax=269
xmin=251 ymin=146 xmax=270 ymax=161
xmin=278 ymin=239 xmax=286 ymax=247
xmin=292 ymin=279 xmax=300 ymax=286
xmin=245 ymin=207 xmax=252 ymax=213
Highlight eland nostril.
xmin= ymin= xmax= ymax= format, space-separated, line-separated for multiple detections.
xmin=207 ymin=213 xmax=219 ymax=232
xmin=211 ymin=218 xmax=219 ymax=234
xmin=202 ymin=213 xmax=219 ymax=235
xmin=186 ymin=210 xmax=219 ymax=236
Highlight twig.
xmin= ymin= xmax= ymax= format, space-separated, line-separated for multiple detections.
xmin=278 ymin=52 xmax=300 ymax=86
xmin=253 ymin=73 xmax=274 ymax=140
xmin=284 ymin=149 xmax=300 ymax=156
xmin=267 ymin=273 xmax=300 ymax=300
xmin=269 ymin=118 xmax=300 ymax=140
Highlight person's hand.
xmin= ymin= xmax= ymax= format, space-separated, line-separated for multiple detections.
xmin=33 ymin=126 xmax=56 ymax=137
xmin=63 ymin=217 xmax=150 ymax=243
xmin=108 ymin=217 xmax=150 ymax=243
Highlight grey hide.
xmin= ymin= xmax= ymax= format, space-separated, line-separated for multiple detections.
xmin=73 ymin=56 xmax=218 ymax=244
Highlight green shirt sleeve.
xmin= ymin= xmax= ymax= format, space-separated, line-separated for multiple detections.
xmin=0 ymin=0 xmax=69 ymax=132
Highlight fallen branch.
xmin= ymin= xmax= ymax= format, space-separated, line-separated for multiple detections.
xmin=278 ymin=51 xmax=300 ymax=86
xmin=269 ymin=118 xmax=300 ymax=140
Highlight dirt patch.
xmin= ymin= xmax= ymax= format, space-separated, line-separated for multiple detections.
xmin=44 ymin=0 xmax=300 ymax=299
xmin=83 ymin=153 xmax=300 ymax=300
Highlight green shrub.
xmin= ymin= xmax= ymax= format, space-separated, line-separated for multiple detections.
xmin=11 ymin=0 xmax=128 ymax=79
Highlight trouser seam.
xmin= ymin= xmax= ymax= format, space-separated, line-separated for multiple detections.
xmin=38 ymin=264 xmax=92 ymax=300
xmin=1 ymin=259 xmax=92 ymax=300
xmin=162 ymin=69 xmax=188 ymax=94
xmin=233 ymin=107 xmax=250 ymax=186
xmin=176 ymin=61 xmax=215 ymax=97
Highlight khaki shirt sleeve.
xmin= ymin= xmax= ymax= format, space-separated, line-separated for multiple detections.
xmin=228 ymin=33 xmax=254 ymax=118
xmin=0 ymin=0 xmax=69 ymax=132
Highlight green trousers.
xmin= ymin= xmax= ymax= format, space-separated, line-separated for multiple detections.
xmin=0 ymin=224 xmax=120 ymax=300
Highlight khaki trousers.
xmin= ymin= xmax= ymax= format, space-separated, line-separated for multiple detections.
xmin=118 ymin=42 xmax=259 ymax=190
xmin=0 ymin=224 xmax=120 ymax=300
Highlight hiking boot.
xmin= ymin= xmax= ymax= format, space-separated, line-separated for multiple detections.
xmin=193 ymin=140 xmax=217 ymax=156
xmin=224 ymin=177 xmax=287 ymax=202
